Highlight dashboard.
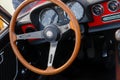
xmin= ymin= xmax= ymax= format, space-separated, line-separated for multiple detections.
xmin=18 ymin=0 xmax=116 ymax=34
xmin=29 ymin=0 xmax=108 ymax=30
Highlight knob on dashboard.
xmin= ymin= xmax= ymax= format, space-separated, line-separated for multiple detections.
xmin=115 ymin=29 xmax=120 ymax=41
xmin=108 ymin=0 xmax=120 ymax=12
xmin=92 ymin=4 xmax=104 ymax=16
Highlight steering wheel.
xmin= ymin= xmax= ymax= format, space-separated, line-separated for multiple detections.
xmin=9 ymin=0 xmax=81 ymax=75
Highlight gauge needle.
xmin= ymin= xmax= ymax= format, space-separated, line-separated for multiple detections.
xmin=50 ymin=13 xmax=57 ymax=24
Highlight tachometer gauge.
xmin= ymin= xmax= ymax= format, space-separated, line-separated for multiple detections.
xmin=66 ymin=1 xmax=84 ymax=20
xmin=39 ymin=8 xmax=58 ymax=26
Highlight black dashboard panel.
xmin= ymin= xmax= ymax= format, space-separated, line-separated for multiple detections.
xmin=0 ymin=44 xmax=17 ymax=80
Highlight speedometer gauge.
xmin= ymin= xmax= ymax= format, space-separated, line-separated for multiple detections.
xmin=66 ymin=1 xmax=84 ymax=20
xmin=39 ymin=8 xmax=58 ymax=26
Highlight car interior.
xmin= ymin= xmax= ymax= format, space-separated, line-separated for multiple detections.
xmin=1 ymin=0 xmax=120 ymax=80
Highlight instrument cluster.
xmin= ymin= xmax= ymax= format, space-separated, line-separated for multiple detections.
xmin=38 ymin=1 xmax=84 ymax=27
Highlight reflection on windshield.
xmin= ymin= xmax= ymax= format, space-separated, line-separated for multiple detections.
xmin=0 ymin=16 xmax=3 ymax=30
xmin=0 ymin=0 xmax=39 ymax=15
xmin=0 ymin=16 xmax=8 ymax=32
xmin=0 ymin=0 xmax=14 ymax=15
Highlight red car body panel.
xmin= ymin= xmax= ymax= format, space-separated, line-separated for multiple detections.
xmin=88 ymin=0 xmax=120 ymax=28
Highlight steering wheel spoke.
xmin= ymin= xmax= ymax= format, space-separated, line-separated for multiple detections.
xmin=58 ymin=24 xmax=70 ymax=34
xmin=47 ymin=42 xmax=58 ymax=67
xmin=16 ymin=30 xmax=44 ymax=40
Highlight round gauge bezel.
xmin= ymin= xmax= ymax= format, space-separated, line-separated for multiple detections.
xmin=107 ymin=0 xmax=120 ymax=12
xmin=64 ymin=1 xmax=85 ymax=21
xmin=39 ymin=8 xmax=59 ymax=27
xmin=92 ymin=4 xmax=104 ymax=16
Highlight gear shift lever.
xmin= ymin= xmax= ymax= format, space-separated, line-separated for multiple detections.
xmin=115 ymin=29 xmax=120 ymax=41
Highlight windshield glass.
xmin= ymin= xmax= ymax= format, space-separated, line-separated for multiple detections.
xmin=0 ymin=0 xmax=15 ymax=15
xmin=0 ymin=0 xmax=39 ymax=15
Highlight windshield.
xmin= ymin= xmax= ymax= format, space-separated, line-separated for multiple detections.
xmin=0 ymin=0 xmax=15 ymax=15
xmin=0 ymin=0 xmax=40 ymax=15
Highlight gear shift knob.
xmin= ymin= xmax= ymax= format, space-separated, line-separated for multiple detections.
xmin=115 ymin=29 xmax=120 ymax=41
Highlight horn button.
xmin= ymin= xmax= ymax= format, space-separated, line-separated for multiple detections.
xmin=43 ymin=25 xmax=61 ymax=42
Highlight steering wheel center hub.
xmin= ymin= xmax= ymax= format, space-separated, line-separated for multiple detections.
xmin=46 ymin=30 xmax=54 ymax=38
xmin=43 ymin=25 xmax=61 ymax=42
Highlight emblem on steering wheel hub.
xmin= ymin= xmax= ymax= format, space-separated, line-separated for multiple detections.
xmin=43 ymin=24 xmax=61 ymax=42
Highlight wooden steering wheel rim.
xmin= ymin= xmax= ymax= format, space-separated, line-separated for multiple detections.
xmin=9 ymin=0 xmax=81 ymax=75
